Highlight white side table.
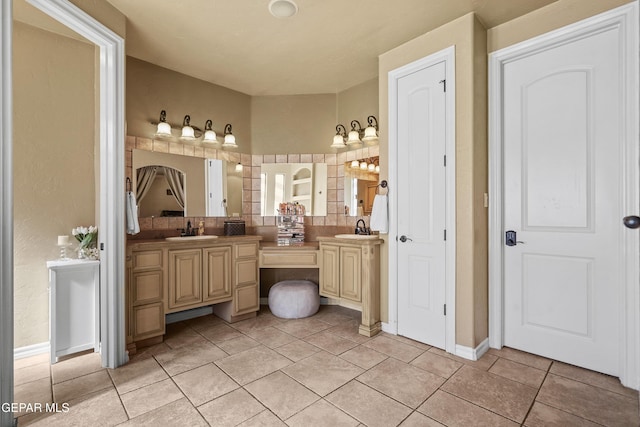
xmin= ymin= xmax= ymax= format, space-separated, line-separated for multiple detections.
xmin=47 ymin=259 xmax=100 ymax=364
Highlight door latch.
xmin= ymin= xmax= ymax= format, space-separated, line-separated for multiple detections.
xmin=505 ymin=230 xmax=524 ymax=246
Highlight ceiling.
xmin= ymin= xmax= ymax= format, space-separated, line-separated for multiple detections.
xmin=17 ymin=0 xmax=557 ymax=96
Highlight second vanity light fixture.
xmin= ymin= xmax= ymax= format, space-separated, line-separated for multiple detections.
xmin=154 ymin=110 xmax=237 ymax=148
xmin=331 ymin=115 xmax=379 ymax=149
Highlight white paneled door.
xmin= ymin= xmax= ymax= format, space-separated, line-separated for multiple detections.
xmin=397 ymin=61 xmax=447 ymax=349
xmin=502 ymin=26 xmax=623 ymax=375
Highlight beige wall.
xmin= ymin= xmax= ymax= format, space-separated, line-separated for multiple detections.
xmin=126 ymin=57 xmax=252 ymax=153
xmin=70 ymin=0 xmax=126 ymax=38
xmin=337 ymin=78 xmax=379 ymax=132
xmin=13 ymin=22 xmax=96 ymax=348
xmin=379 ymin=13 xmax=489 ymax=348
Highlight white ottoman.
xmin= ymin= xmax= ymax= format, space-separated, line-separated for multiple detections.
xmin=268 ymin=280 xmax=320 ymax=319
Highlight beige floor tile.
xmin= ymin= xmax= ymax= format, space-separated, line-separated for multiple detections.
xmin=51 ymin=352 xmax=104 ymax=384
xmin=282 ymin=351 xmax=363 ymax=396
xmin=489 ymin=358 xmax=547 ymax=389
xmin=410 ymin=351 xmax=463 ymax=379
xmin=285 ymin=399 xmax=359 ymax=427
xmin=325 ymin=322 xmax=371 ymax=344
xmin=163 ymin=326 xmax=208 ymax=349
xmin=399 ymin=411 xmax=444 ymax=427
xmin=428 ymin=347 xmax=499 ymax=371
xmin=216 ymin=335 xmax=261 ymax=355
xmin=312 ymin=310 xmax=356 ymax=326
xmin=128 ymin=342 xmax=171 ymax=362
xmin=13 ymin=377 xmax=52 ymax=414
xmin=326 ymin=380 xmax=412 ymax=427
xmin=273 ymin=318 xmax=332 ymax=338
xmin=108 ymin=357 xmax=168 ymax=394
xmin=215 ymin=345 xmax=292 ymax=385
xmin=524 ymin=401 xmax=602 ymax=427
xmin=245 ymin=371 xmax=319 ymax=420
xmin=18 ymin=387 xmax=128 ymax=427
xmin=198 ymin=388 xmax=265 ymax=427
xmin=200 ymin=323 xmax=245 ymax=343
xmin=357 ymin=358 xmax=444 ymax=408
xmin=173 ymin=363 xmax=239 ymax=406
xmin=383 ymin=333 xmax=432 ymax=351
xmin=15 ymin=361 xmax=50 ymax=387
xmin=441 ymin=365 xmax=537 ymax=423
xmin=14 ymin=353 xmax=50 ymax=370
xmin=536 ymin=373 xmax=640 ymax=426
xmin=120 ymin=378 xmax=184 ymax=419
xmin=244 ymin=326 xmax=297 ymax=349
xmin=488 ymin=347 xmax=552 ymax=371
xmin=52 ymin=370 xmax=113 ymax=403
xmin=549 ymin=361 xmax=639 ymax=398
xmin=238 ymin=409 xmax=287 ymax=426
xmin=339 ymin=345 xmax=388 ymax=370
xmin=418 ymin=390 xmax=518 ymax=427
xmin=362 ymin=335 xmax=425 ymax=363
xmin=231 ymin=314 xmax=283 ymax=333
xmin=155 ymin=340 xmax=228 ymax=376
xmin=274 ymin=339 xmax=321 ymax=362
xmin=303 ymin=331 xmax=358 ymax=355
xmin=122 ymin=397 xmax=208 ymax=426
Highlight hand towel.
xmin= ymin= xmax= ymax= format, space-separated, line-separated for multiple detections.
xmin=370 ymin=194 xmax=388 ymax=233
xmin=126 ymin=191 xmax=140 ymax=235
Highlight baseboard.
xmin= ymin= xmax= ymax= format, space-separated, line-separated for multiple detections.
xmin=455 ymin=337 xmax=490 ymax=361
xmin=14 ymin=342 xmax=50 ymax=360
xmin=166 ymin=306 xmax=213 ymax=324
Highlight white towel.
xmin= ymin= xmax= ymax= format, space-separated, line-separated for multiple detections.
xmin=126 ymin=191 xmax=140 ymax=235
xmin=370 ymin=194 xmax=388 ymax=233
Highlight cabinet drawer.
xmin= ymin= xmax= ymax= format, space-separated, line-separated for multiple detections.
xmin=235 ymin=243 xmax=258 ymax=258
xmin=234 ymin=284 xmax=259 ymax=315
xmin=133 ymin=302 xmax=164 ymax=341
xmin=133 ymin=250 xmax=162 ymax=270
xmin=260 ymin=250 xmax=318 ymax=267
xmin=236 ymin=259 xmax=258 ymax=286
xmin=132 ymin=270 xmax=162 ymax=305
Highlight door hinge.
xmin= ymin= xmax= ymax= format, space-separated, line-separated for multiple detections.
xmin=439 ymin=79 xmax=446 ymax=92
xmin=444 ymin=304 xmax=447 ymax=316
xmin=100 ymin=243 xmax=104 ymax=251
xmin=444 ymin=229 xmax=447 ymax=241
xmin=443 ymin=155 xmax=446 ymax=167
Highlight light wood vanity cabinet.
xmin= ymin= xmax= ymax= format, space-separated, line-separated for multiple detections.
xmin=126 ymin=236 xmax=261 ymax=352
xmin=319 ymin=237 xmax=382 ymax=337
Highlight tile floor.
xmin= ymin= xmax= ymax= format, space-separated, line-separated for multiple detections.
xmin=12 ymin=305 xmax=640 ymax=426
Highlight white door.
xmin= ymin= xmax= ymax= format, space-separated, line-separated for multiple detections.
xmin=397 ymin=61 xmax=447 ymax=348
xmin=503 ymin=26 xmax=622 ymax=375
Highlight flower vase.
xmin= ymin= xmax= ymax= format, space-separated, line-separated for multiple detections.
xmin=78 ymin=247 xmax=88 ymax=259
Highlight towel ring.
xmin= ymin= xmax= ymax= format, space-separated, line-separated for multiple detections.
xmin=126 ymin=177 xmax=132 ymax=192
xmin=376 ymin=180 xmax=388 ymax=195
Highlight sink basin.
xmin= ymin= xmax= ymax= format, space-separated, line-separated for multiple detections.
xmin=334 ymin=234 xmax=379 ymax=240
xmin=165 ymin=235 xmax=219 ymax=241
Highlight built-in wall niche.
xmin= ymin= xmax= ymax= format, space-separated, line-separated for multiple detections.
xmin=133 ymin=149 xmax=243 ymax=217
xmin=344 ymin=156 xmax=379 ymax=216
xmin=260 ymin=163 xmax=328 ymax=216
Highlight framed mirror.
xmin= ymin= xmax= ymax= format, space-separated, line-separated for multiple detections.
xmin=344 ymin=156 xmax=379 ymax=216
xmin=133 ymin=149 xmax=243 ymax=217
xmin=260 ymin=163 xmax=328 ymax=216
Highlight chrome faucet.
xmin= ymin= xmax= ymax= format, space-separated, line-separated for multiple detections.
xmin=355 ymin=219 xmax=370 ymax=235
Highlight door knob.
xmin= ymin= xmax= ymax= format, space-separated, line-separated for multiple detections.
xmin=399 ymin=235 xmax=413 ymax=242
xmin=505 ymin=230 xmax=525 ymax=246
xmin=623 ymin=216 xmax=640 ymax=229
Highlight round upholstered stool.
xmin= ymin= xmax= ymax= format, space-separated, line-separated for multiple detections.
xmin=268 ymin=280 xmax=320 ymax=319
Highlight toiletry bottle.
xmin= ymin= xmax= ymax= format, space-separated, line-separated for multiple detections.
xmin=198 ymin=220 xmax=205 ymax=236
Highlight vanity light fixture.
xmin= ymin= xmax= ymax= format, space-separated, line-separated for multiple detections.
xmin=181 ymin=115 xmax=196 ymax=140
xmin=222 ymin=124 xmax=237 ymax=148
xmin=202 ymin=119 xmax=217 ymax=143
xmin=350 ymin=160 xmax=360 ymax=169
xmin=155 ymin=110 xmax=172 ymax=137
xmin=331 ymin=124 xmax=347 ymax=148
xmin=331 ymin=115 xmax=379 ymax=149
xmin=359 ymin=161 xmax=368 ymax=170
xmin=368 ymin=162 xmax=376 ymax=172
xmin=235 ymin=162 xmax=243 ymax=173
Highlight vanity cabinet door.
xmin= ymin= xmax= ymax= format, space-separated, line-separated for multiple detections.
xmin=320 ymin=244 xmax=340 ymax=298
xmin=340 ymin=246 xmax=362 ymax=302
xmin=168 ymin=249 xmax=202 ymax=309
xmin=203 ymin=246 xmax=232 ymax=303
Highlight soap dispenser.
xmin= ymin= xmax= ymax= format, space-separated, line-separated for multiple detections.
xmin=198 ymin=220 xmax=205 ymax=236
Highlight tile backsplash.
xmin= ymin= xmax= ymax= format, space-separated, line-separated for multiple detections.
xmin=126 ymin=136 xmax=380 ymax=240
